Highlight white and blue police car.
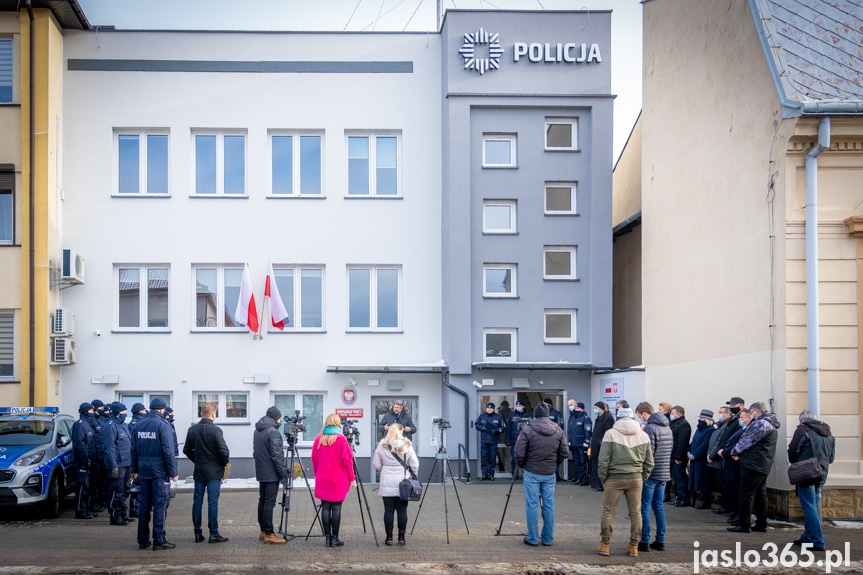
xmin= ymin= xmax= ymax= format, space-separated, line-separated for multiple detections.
xmin=0 ymin=407 xmax=77 ymax=518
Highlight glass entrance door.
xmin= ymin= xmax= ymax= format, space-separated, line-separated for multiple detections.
xmin=478 ymin=393 xmax=514 ymax=476
xmin=371 ymin=397 xmax=419 ymax=481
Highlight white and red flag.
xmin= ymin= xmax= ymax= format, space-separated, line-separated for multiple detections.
xmin=234 ymin=263 xmax=259 ymax=333
xmin=265 ymin=259 xmax=290 ymax=330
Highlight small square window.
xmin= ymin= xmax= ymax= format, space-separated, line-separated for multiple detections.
xmin=484 ymin=328 xmax=516 ymax=362
xmin=115 ymin=265 xmax=170 ymax=330
xmin=270 ymin=132 xmax=324 ymax=196
xmin=347 ymin=266 xmax=401 ymax=331
xmin=346 ymin=133 xmax=400 ymax=197
xmin=545 ymin=118 xmax=577 ymax=150
xmin=543 ymin=246 xmax=577 ymax=280
xmin=115 ymin=131 xmax=169 ymax=195
xmin=483 ymin=200 xmax=516 ymax=233
xmin=544 ymin=182 xmax=577 ymax=214
xmin=544 ymin=309 xmax=577 ymax=343
xmin=193 ymin=265 xmax=250 ymax=330
xmin=196 ymin=392 xmax=249 ymax=423
xmin=483 ymin=135 xmax=517 ymax=167
xmin=483 ymin=264 xmax=516 ymax=298
xmin=193 ymin=131 xmax=247 ymax=196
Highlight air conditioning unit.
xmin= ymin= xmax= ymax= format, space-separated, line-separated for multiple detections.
xmin=51 ymin=308 xmax=75 ymax=337
xmin=51 ymin=338 xmax=77 ymax=365
xmin=62 ymin=249 xmax=85 ymax=285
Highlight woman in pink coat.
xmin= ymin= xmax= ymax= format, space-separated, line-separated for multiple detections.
xmin=311 ymin=413 xmax=356 ymax=547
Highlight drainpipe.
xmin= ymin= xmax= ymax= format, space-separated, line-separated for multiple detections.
xmin=441 ymin=369 xmax=470 ymax=480
xmin=25 ymin=1 xmax=35 ymax=407
xmin=805 ymin=117 xmax=831 ymax=419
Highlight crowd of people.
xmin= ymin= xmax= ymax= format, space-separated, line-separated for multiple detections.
xmin=69 ymin=395 xmax=835 ymax=555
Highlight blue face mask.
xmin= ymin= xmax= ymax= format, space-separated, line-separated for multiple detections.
xmin=593 ymin=408 xmax=599 ymax=415
xmin=166 ymin=414 xmax=175 ymax=424
xmin=669 ymin=414 xmax=676 ymax=421
xmin=515 ymin=406 xmax=523 ymax=412
xmin=739 ymin=420 xmax=746 ymax=427
xmin=568 ymin=406 xmax=575 ymax=412
xmin=118 ymin=413 xmax=127 ymax=424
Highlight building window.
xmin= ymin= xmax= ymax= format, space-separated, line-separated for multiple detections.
xmin=0 ymin=37 xmax=12 ymax=104
xmin=544 ymin=309 xmax=577 ymax=343
xmin=270 ymin=266 xmax=325 ymax=330
xmin=346 ymin=134 xmax=399 ymax=197
xmin=0 ymin=310 xmax=14 ymax=381
xmin=545 ymin=118 xmax=577 ymax=150
xmin=115 ymin=131 xmax=169 ymax=195
xmin=273 ymin=392 xmax=325 ymax=443
xmin=483 ymin=328 xmax=516 ymax=362
xmin=347 ymin=266 xmax=401 ymax=331
xmin=193 ymin=132 xmax=247 ymax=196
xmin=193 ymin=265 xmax=248 ymax=330
xmin=483 ymin=264 xmax=516 ymax=298
xmin=270 ymin=132 xmax=323 ymax=196
xmin=544 ymin=182 xmax=577 ymax=214
xmin=118 ymin=392 xmax=172 ymax=410
xmin=196 ymin=392 xmax=249 ymax=423
xmin=115 ymin=266 xmax=170 ymax=330
xmin=543 ymin=246 xmax=577 ymax=280
xmin=0 ymin=189 xmax=11 ymax=245
xmin=483 ymin=200 xmax=516 ymax=234
xmin=482 ymin=134 xmax=517 ymax=167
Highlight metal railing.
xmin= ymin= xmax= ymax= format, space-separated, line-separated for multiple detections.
xmin=457 ymin=443 xmax=471 ymax=483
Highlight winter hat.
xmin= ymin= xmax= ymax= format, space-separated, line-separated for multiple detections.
xmin=486 ymin=402 xmax=495 ymax=409
xmin=131 ymin=403 xmax=146 ymax=413
xmin=534 ymin=403 xmax=550 ymax=418
xmin=699 ymin=409 xmax=714 ymax=419
xmin=266 ymin=406 xmax=282 ymax=422
xmin=78 ymin=402 xmax=93 ymax=414
xmin=111 ymin=402 xmax=127 ymax=413
xmin=91 ymin=399 xmax=104 ymax=409
xmin=594 ymin=401 xmax=605 ymax=410
xmin=149 ymin=397 xmax=167 ymax=410
xmin=515 ymin=399 xmax=526 ymax=407
xmin=542 ymin=398 xmax=554 ymax=406
xmin=576 ymin=402 xmax=585 ymax=409
xmin=617 ymin=407 xmax=634 ymax=420
xmin=726 ymin=397 xmax=745 ymax=405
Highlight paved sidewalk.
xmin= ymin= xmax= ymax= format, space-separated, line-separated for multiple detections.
xmin=1 ymin=480 xmax=862 ymax=573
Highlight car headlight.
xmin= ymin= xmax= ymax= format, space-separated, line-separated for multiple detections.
xmin=14 ymin=450 xmax=45 ymax=467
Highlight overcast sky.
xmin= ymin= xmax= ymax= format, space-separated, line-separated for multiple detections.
xmin=76 ymin=0 xmax=642 ymax=163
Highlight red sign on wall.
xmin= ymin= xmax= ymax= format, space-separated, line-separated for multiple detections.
xmin=336 ymin=408 xmax=363 ymax=418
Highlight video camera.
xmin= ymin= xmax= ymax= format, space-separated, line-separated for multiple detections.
xmin=283 ymin=410 xmax=307 ymax=445
xmin=510 ymin=415 xmax=533 ymax=431
xmin=433 ymin=417 xmax=451 ymax=429
xmin=341 ymin=417 xmax=360 ymax=446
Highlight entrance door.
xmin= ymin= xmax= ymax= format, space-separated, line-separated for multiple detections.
xmin=371 ymin=397 xmax=419 ymax=481
xmin=478 ymin=393 xmax=514 ymax=476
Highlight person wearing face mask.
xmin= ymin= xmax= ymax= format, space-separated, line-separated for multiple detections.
xmin=658 ymin=402 xmax=673 ymax=422
xmin=127 ymin=403 xmax=148 ymax=519
xmin=707 ymin=406 xmax=733 ymax=515
xmin=589 ymin=402 xmax=615 ymax=491
xmin=687 ymin=410 xmax=715 ymax=510
xmin=104 ymin=402 xmax=132 ymax=526
xmin=89 ymin=399 xmax=109 ymax=512
xmin=476 ymin=402 xmax=506 ymax=481
xmin=506 ymin=399 xmax=533 ymax=477
xmin=373 ymin=423 xmax=419 ymax=546
xmin=718 ymin=408 xmax=750 ymax=527
xmin=635 ymin=402 xmax=672 ymax=553
xmin=164 ymin=407 xmax=179 ymax=457
xmin=669 ymin=406 xmax=692 ymax=507
xmin=72 ymin=403 xmax=100 ymax=519
xmin=567 ymin=400 xmax=592 ymax=485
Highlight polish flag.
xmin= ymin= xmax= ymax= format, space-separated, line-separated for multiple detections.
xmin=265 ymin=259 xmax=290 ymax=330
xmin=234 ymin=263 xmax=259 ymax=333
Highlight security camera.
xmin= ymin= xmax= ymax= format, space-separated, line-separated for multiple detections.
xmin=472 ymin=380 xmax=483 ymax=389
xmin=95 ymin=329 xmax=101 ymax=337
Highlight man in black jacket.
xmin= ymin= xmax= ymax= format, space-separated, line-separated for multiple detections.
xmin=184 ymin=402 xmax=230 ymax=544
xmin=669 ymin=406 xmax=692 ymax=506
xmin=788 ymin=410 xmax=835 ymax=551
xmin=589 ymin=402 xmax=614 ymax=491
xmin=378 ymin=400 xmax=415 ymax=438
xmin=254 ymin=406 xmax=288 ymax=544
xmin=728 ymin=402 xmax=780 ymax=533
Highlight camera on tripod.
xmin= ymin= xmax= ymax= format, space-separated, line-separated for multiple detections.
xmin=283 ymin=410 xmax=307 ymax=445
xmin=433 ymin=417 xmax=451 ymax=429
xmin=340 ymin=417 xmax=360 ymax=446
xmin=510 ymin=415 xmax=533 ymax=430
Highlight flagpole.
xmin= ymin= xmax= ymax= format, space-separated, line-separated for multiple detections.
xmin=254 ymin=295 xmax=267 ymax=340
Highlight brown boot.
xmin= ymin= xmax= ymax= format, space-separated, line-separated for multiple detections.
xmin=259 ymin=531 xmax=265 ymax=541
xmin=263 ymin=533 xmax=286 ymax=545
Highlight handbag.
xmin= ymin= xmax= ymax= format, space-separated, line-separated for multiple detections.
xmin=788 ymin=432 xmax=825 ymax=486
xmin=390 ymin=448 xmax=422 ymax=501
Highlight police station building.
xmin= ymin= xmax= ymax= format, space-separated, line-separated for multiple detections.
xmin=58 ymin=9 xmax=612 ymax=479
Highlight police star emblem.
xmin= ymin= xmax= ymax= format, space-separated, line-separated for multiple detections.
xmin=459 ymin=28 xmax=504 ymax=75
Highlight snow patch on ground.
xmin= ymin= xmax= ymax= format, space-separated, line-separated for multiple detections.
xmin=832 ymin=520 xmax=863 ymax=529
xmin=174 ymin=477 xmax=313 ymax=490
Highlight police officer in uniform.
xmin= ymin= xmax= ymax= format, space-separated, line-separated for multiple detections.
xmin=127 ymin=403 xmax=147 ymax=519
xmin=567 ymin=400 xmax=592 ymax=485
xmin=131 ymin=397 xmax=178 ymax=551
xmin=475 ymin=402 xmax=505 ymax=481
xmin=72 ymin=403 xmax=99 ymax=519
xmin=506 ymin=399 xmax=533 ymax=476
xmin=89 ymin=399 xmax=108 ymax=512
xmin=105 ymin=402 xmax=132 ymax=526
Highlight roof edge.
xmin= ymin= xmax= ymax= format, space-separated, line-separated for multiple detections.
xmin=748 ymin=0 xmax=799 ymax=118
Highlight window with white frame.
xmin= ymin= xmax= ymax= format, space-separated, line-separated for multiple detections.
xmin=116 ymin=265 xmax=170 ymax=330
xmin=545 ymin=118 xmax=578 ymax=150
xmin=193 ymin=131 xmax=247 ymax=195
xmin=347 ymin=266 xmax=401 ymax=330
xmin=543 ymin=246 xmax=577 ymax=280
xmin=483 ymin=264 xmax=516 ymax=298
xmin=544 ymin=182 xmax=577 ymax=214
xmin=270 ymin=266 xmax=325 ymax=330
xmin=482 ymin=134 xmax=517 ymax=167
xmin=118 ymin=391 xmax=172 ymax=411
xmin=347 ymin=133 xmax=399 ymax=196
xmin=115 ymin=130 xmax=169 ymax=195
xmin=483 ymin=200 xmax=516 ymax=233
xmin=544 ymin=309 xmax=577 ymax=343
xmin=0 ymin=310 xmax=14 ymax=381
xmin=270 ymin=132 xmax=323 ymax=196
xmin=193 ymin=265 xmax=248 ymax=330
xmin=272 ymin=392 xmax=324 ymax=443
xmin=196 ymin=392 xmax=248 ymax=423
xmin=483 ymin=328 xmax=516 ymax=362
xmin=0 ymin=37 xmax=12 ymax=104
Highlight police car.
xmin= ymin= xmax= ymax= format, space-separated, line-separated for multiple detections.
xmin=0 ymin=407 xmax=77 ymax=518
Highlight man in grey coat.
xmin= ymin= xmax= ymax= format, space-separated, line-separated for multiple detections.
xmin=253 ymin=406 xmax=288 ymax=544
xmin=635 ymin=402 xmax=673 ymax=553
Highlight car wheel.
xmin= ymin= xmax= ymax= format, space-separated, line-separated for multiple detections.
xmin=42 ymin=474 xmax=60 ymax=519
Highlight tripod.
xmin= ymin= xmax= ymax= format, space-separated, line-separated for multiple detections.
xmin=277 ymin=436 xmax=324 ymax=542
xmin=306 ymin=437 xmax=379 ymax=546
xmin=409 ymin=423 xmax=469 ymax=544
xmin=495 ymin=465 xmax=527 ymax=537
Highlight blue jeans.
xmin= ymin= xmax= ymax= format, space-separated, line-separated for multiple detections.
xmin=137 ymin=477 xmax=170 ymax=545
xmin=523 ymin=469 xmax=556 ymax=545
xmin=797 ymin=483 xmax=824 ymax=548
xmin=193 ymin=479 xmax=222 ymax=536
xmin=640 ymin=478 xmax=666 ymax=543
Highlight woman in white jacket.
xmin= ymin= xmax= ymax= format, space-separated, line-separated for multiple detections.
xmin=373 ymin=423 xmax=419 ymax=546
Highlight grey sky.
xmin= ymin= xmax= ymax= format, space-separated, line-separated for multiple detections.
xmin=77 ymin=0 xmax=642 ymax=163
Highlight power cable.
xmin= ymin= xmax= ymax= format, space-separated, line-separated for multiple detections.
xmin=344 ymin=0 xmax=364 ymax=31
xmin=403 ymin=0 xmax=426 ymax=31
xmin=373 ymin=0 xmax=387 ymax=31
